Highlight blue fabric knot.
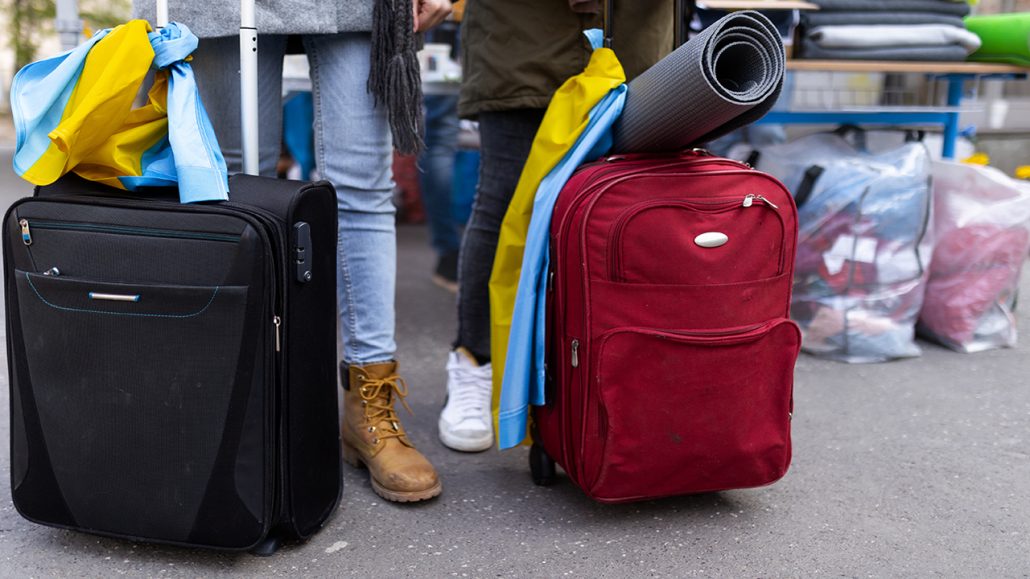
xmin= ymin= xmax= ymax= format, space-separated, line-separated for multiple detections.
xmin=144 ymin=21 xmax=229 ymax=203
xmin=149 ymin=22 xmax=199 ymax=70
xmin=10 ymin=19 xmax=228 ymax=203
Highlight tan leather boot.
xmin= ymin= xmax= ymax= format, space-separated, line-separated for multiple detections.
xmin=340 ymin=361 xmax=442 ymax=502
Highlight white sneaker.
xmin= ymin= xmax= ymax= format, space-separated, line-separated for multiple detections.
xmin=438 ymin=348 xmax=494 ymax=452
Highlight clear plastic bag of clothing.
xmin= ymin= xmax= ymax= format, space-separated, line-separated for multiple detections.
xmin=746 ymin=128 xmax=934 ymax=363
xmin=917 ymin=161 xmax=1030 ymax=353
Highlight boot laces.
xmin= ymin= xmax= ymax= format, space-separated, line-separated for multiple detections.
xmin=447 ymin=358 xmax=492 ymax=422
xmin=359 ymin=374 xmax=413 ymax=441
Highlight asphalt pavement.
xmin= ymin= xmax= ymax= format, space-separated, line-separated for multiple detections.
xmin=0 ymin=145 xmax=1028 ymax=577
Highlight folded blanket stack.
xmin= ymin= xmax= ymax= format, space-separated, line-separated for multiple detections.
xmin=800 ymin=0 xmax=977 ymax=61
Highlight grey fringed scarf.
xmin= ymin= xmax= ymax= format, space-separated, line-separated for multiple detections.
xmin=369 ymin=0 xmax=424 ymax=155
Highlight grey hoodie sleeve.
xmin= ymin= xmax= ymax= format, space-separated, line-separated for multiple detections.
xmin=131 ymin=0 xmax=374 ymax=37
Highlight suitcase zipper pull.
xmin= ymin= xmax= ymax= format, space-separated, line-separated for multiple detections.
xmin=743 ymin=194 xmax=779 ymax=210
xmin=571 ymin=339 xmax=580 ymax=368
xmin=19 ymin=219 xmax=32 ymax=245
xmin=273 ymin=316 xmax=282 ymax=352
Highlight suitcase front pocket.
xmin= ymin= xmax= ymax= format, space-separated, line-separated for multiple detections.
xmin=608 ymin=196 xmax=786 ymax=284
xmin=11 ymin=270 xmax=266 ymax=546
xmin=19 ymin=219 xmax=242 ymax=243
xmin=14 ymin=217 xmax=244 ymax=286
xmin=17 ymin=270 xmax=229 ymax=318
xmin=588 ymin=319 xmax=800 ymax=502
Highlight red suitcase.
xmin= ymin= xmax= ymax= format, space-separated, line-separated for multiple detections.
xmin=531 ymin=150 xmax=801 ymax=503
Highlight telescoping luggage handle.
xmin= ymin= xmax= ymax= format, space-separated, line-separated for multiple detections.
xmin=156 ymin=0 xmax=313 ymax=285
xmin=239 ymin=0 xmax=259 ymax=175
xmin=155 ymin=0 xmax=259 ymax=176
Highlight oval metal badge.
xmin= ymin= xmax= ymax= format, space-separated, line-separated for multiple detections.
xmin=694 ymin=232 xmax=728 ymax=248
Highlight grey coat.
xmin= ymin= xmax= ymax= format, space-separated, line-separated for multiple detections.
xmin=132 ymin=0 xmax=374 ymax=37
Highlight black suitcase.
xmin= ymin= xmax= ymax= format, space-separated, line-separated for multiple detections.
xmin=3 ymin=173 xmax=341 ymax=552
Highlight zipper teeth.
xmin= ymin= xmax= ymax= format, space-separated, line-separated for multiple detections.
xmin=221 ymin=199 xmax=290 ymax=527
xmin=27 ymin=220 xmax=241 ymax=242
xmin=664 ymin=323 xmax=766 ymax=337
xmin=608 ymin=321 xmax=779 ymax=343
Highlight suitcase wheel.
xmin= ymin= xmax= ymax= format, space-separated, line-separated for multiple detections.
xmin=249 ymin=533 xmax=283 ymax=557
xmin=529 ymin=443 xmax=556 ymax=486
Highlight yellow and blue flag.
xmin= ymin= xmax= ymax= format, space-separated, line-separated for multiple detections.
xmin=11 ymin=20 xmax=228 ymax=203
xmin=491 ymin=30 xmax=627 ymax=448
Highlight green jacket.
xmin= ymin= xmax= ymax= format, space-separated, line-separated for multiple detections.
xmin=459 ymin=0 xmax=673 ymax=118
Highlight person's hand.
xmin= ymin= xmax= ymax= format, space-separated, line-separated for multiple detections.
xmin=413 ymin=0 xmax=452 ymax=32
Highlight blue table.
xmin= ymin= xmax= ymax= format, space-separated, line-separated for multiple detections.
xmin=756 ymin=60 xmax=1029 ymax=159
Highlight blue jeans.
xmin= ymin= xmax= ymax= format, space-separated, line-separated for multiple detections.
xmin=192 ymin=33 xmax=396 ymax=365
xmin=419 ymin=94 xmax=461 ymax=257
xmin=282 ymin=91 xmax=316 ymax=180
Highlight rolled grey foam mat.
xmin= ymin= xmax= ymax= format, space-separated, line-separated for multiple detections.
xmin=611 ymin=11 xmax=785 ymax=153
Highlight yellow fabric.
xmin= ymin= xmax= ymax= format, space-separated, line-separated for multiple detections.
xmin=21 ymin=20 xmax=162 ymax=187
xmin=488 ymin=47 xmax=626 ymax=434
xmin=75 ymin=72 xmax=169 ymax=189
